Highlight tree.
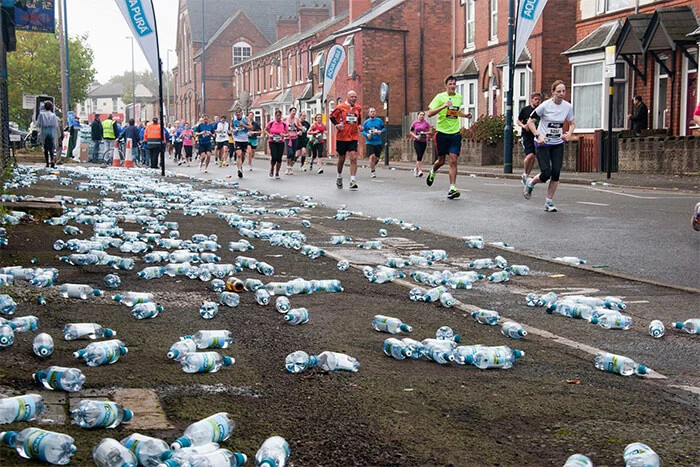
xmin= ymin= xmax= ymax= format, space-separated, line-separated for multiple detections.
xmin=107 ymin=70 xmax=171 ymax=105
xmin=7 ymin=31 xmax=96 ymax=128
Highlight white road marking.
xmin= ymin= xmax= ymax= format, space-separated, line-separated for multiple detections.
xmin=577 ymin=201 xmax=609 ymax=207
xmin=627 ymin=300 xmax=650 ymax=304
xmin=588 ymin=187 xmax=658 ymax=199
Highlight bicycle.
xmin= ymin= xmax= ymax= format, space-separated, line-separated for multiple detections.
xmin=101 ymin=140 xmax=125 ymax=166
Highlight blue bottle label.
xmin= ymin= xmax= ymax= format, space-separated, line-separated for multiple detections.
xmin=46 ymin=368 xmax=65 ymax=390
xmin=206 ymin=414 xmax=231 ymax=442
xmin=199 ymin=354 xmax=215 ymax=373
xmin=13 ymin=396 xmax=37 ymax=422
xmin=23 ymin=429 xmax=49 ymax=461
xmin=98 ymin=402 xmax=118 ymax=427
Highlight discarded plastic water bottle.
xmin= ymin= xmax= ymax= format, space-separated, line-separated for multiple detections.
xmin=602 ymin=296 xmax=627 ymax=310
xmin=648 ymin=320 xmax=665 ymax=339
xmin=555 ymin=256 xmax=586 ymax=265
xmin=243 ymin=278 xmax=263 ymax=292
xmin=422 ymin=339 xmax=455 ymax=364
xmin=672 ymin=318 xmax=700 ymax=334
xmin=501 ymin=321 xmax=527 ymax=339
xmin=145 ymin=251 xmax=170 ymax=263
xmin=104 ymin=274 xmax=121 ymax=289
xmin=594 ymin=352 xmax=648 ymax=376
xmin=193 ymin=330 xmax=232 ymax=350
xmin=423 ymin=286 xmax=447 ymax=303
xmin=53 ymin=239 xmax=66 ymax=250
xmin=494 ymin=255 xmax=508 ymax=268
xmin=472 ymin=309 xmax=500 ymax=325
xmin=63 ymin=323 xmax=116 ymax=340
xmin=255 ymin=436 xmax=290 ymax=467
xmin=378 ymin=228 xmax=388 ymax=237
xmin=168 ymin=337 xmax=197 ymax=361
xmin=623 ymin=442 xmax=660 ymax=467
xmin=469 ymin=346 xmax=524 ymax=369
xmin=0 ymin=428 xmax=76 ymax=464
xmin=301 ymin=245 xmax=325 ymax=259
xmin=200 ymin=253 xmax=220 ymax=263
xmin=488 ymin=271 xmax=510 ymax=283
xmin=228 ymin=240 xmax=253 ymax=252
xmin=285 ymin=308 xmax=309 ymax=325
xmin=74 ymin=339 xmax=128 ymax=366
xmin=370 ymin=268 xmax=403 ymax=284
xmin=158 ymin=443 xmax=221 ymax=467
xmin=132 ymin=303 xmax=163 ymax=319
xmin=255 ymin=288 xmax=271 ymax=305
xmin=400 ymin=338 xmax=425 ymax=359
xmin=408 ymin=255 xmax=432 ymax=266
xmin=210 ymin=279 xmax=225 ymax=293
xmin=59 ymin=283 xmax=102 ymax=299
xmin=435 ymin=326 xmax=461 ymax=343
xmin=121 ymin=433 xmax=170 ymax=467
xmin=218 ymin=292 xmax=240 ymax=308
xmin=0 ymin=324 xmax=13 ymax=346
xmin=33 ymin=333 xmax=54 ymax=357
xmin=235 ymin=256 xmax=258 ymax=269
xmin=164 ymin=262 xmax=192 ymax=277
xmin=372 ymin=315 xmax=412 ymax=334
xmin=386 ymin=257 xmax=410 ymax=268
xmin=469 ymin=258 xmax=494 ymax=269
xmin=10 ymin=315 xmax=38 ymax=332
xmin=439 ymin=292 xmax=455 ymax=308
xmin=199 ymin=302 xmax=219 ymax=319
xmin=0 ymin=394 xmax=44 ymax=423
xmin=452 ymin=345 xmax=483 ymax=365
xmin=275 ymin=296 xmax=291 ymax=313
xmin=187 ymin=449 xmax=247 ymax=467
xmin=139 ymin=266 xmax=165 ymax=280
xmin=226 ymin=277 xmax=245 ymax=293
xmin=33 ymin=366 xmax=85 ymax=392
xmin=313 ymin=279 xmax=343 ymax=293
xmin=180 ymin=352 xmax=234 ymax=373
xmin=330 ymin=235 xmax=351 ymax=244
xmin=594 ymin=311 xmax=632 ymax=330
xmin=92 ymin=438 xmax=137 ymax=467
xmin=563 ymin=454 xmax=593 ymax=467
xmin=409 ymin=287 xmax=425 ymax=301
xmin=170 ymin=250 xmax=199 ymax=263
xmin=383 ymin=338 xmax=413 ymax=360
xmin=71 ymin=400 xmax=133 ymax=429
xmin=362 ymin=266 xmax=375 ymax=279
xmin=301 ymin=220 xmax=311 ymax=228
xmin=256 ymin=262 xmax=275 ymax=276
xmin=171 ymin=413 xmax=235 ymax=450
xmin=507 ymin=265 xmax=530 ymax=276
xmin=359 ymin=240 xmax=382 ymax=249
xmin=537 ymin=291 xmax=558 ymax=308
xmin=465 ymin=238 xmax=484 ymax=249
xmin=284 ymin=350 xmax=359 ymax=373
xmin=337 ymin=259 xmax=350 ymax=271
xmin=113 ymin=291 xmax=154 ymax=306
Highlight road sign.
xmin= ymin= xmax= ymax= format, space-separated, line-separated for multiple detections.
xmin=604 ymin=46 xmax=616 ymax=78
xmin=23 ymin=94 xmax=38 ymax=109
xmin=380 ymin=82 xmax=389 ymax=103
xmin=9 ymin=134 xmax=21 ymax=142
xmin=603 ymin=64 xmax=616 ymax=79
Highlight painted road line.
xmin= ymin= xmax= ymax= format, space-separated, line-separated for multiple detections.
xmin=577 ymin=201 xmax=610 ymax=206
xmin=588 ymin=187 xmax=658 ymax=199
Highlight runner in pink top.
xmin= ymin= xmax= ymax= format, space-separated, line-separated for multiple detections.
xmin=307 ymin=114 xmax=327 ymax=174
xmin=284 ymin=108 xmax=301 ymax=175
xmin=265 ymin=109 xmax=289 ymax=179
xmin=409 ymin=111 xmax=432 ymax=177
xmin=180 ymin=123 xmax=194 ymax=166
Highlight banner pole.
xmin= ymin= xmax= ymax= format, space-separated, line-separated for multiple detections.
xmin=149 ymin=0 xmax=166 ymax=176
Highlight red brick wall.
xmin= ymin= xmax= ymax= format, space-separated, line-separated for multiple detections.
xmin=276 ymin=17 xmax=299 ymax=41
xmin=298 ymin=7 xmax=330 ymax=31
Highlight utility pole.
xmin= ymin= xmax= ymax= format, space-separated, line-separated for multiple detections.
xmin=201 ymin=0 xmax=206 ymax=114
xmin=167 ymin=49 xmax=175 ymax=122
xmin=63 ymin=0 xmax=70 ymax=114
xmin=127 ymin=36 xmax=135 ymax=121
xmin=57 ymin=0 xmax=67 ymax=121
xmin=503 ymin=0 xmax=515 ymax=174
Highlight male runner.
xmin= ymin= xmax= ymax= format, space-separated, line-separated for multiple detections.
xmin=361 ymin=107 xmax=385 ymax=178
xmin=231 ymin=108 xmax=252 ymax=178
xmin=214 ymin=115 xmax=230 ymax=167
xmin=329 ymin=90 xmax=362 ymax=190
xmin=517 ymin=92 xmax=542 ymax=185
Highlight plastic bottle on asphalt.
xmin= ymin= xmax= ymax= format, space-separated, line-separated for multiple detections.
xmin=228 ymin=240 xmax=253 ymax=252
xmin=121 ymin=433 xmax=170 ymax=467
xmin=139 ymin=266 xmax=165 ymax=280
xmin=452 ymin=345 xmax=483 ymax=365
xmin=145 ymin=251 xmax=170 ymax=263
xmin=501 ymin=322 xmax=527 ymax=339
xmin=192 ymin=330 xmax=232 ymax=349
xmin=593 ymin=311 xmax=632 ymax=330
xmin=215 ymin=292 xmax=238 ymax=308
xmin=537 ymin=291 xmax=558 ymax=308
xmin=672 ymin=318 xmax=700 ymax=334
xmin=568 ymin=304 xmax=594 ymax=321
xmin=168 ymin=337 xmax=197 ymax=361
xmin=158 ymin=443 xmax=220 ymax=467
xmin=435 ymin=326 xmax=461 ymax=343
xmin=180 ymin=352 xmax=234 ymax=373
xmin=382 ymin=338 xmax=413 ymax=360
xmin=525 ymin=292 xmax=539 ymax=307
xmin=53 ymin=239 xmax=66 ymax=251
xmin=200 ymin=253 xmax=220 ymax=264
xmin=439 ymin=292 xmax=455 ymax=308
xmin=243 ymin=278 xmax=264 ymax=292
xmin=386 ymin=257 xmax=409 ymax=268
xmin=0 ymin=428 xmax=76 ymax=464
xmin=422 ymin=339 xmax=455 ymax=364
xmin=0 ymin=324 xmax=14 ymax=346
xmin=199 ymin=302 xmax=219 ymax=319
xmin=171 ymin=413 xmax=235 ymax=450
xmin=469 ymin=346 xmax=524 ymax=370
xmin=400 ymin=338 xmax=425 ymax=359
xmin=255 ymin=288 xmax=271 ymax=305
xmin=284 ymin=350 xmax=359 ymax=373
xmin=594 ymin=352 xmax=648 ymax=376
xmin=336 ymin=259 xmax=350 ymax=271
xmin=313 ymin=279 xmax=343 ymax=293
xmin=331 ymin=235 xmax=351 ymax=244
xmin=33 ymin=333 xmax=54 ymax=357
xmin=372 ymin=315 xmax=412 ymax=334
xmin=10 ymin=315 xmax=38 ymax=332
xmin=409 ymin=287 xmax=425 ymax=301
xmin=555 ymin=256 xmax=586 ymax=265
xmin=423 ymin=286 xmax=447 ymax=303
xmin=464 ymin=238 xmax=484 ymax=249
xmin=472 ymin=309 xmax=500 ymax=325
xmin=71 ymin=400 xmax=133 ymax=429
xmin=63 ymin=323 xmax=116 ymax=340
xmin=74 ymin=339 xmax=128 ymax=366
xmin=563 ymin=454 xmax=594 ymax=467
xmin=603 ymin=296 xmax=627 ymax=310
xmin=187 ymin=449 xmax=247 ymax=467
xmin=256 ymin=262 xmax=275 ymax=276
xmin=33 ymin=366 xmax=85 ymax=392
xmin=59 ymin=283 xmax=102 ymax=299
xmin=0 ymin=394 xmax=44 ymax=423
xmin=170 ymin=250 xmax=199 ymax=263
xmin=648 ymin=320 xmax=665 ymax=339
xmin=446 ymin=276 xmax=475 ymax=290
xmin=359 ymin=240 xmax=383 ymax=249
xmin=469 ymin=258 xmax=494 ymax=269
xmin=623 ymin=442 xmax=660 ymax=467
xmin=255 ymin=436 xmax=290 ymax=467
xmin=408 ymin=255 xmax=432 ymax=266
xmin=507 ymin=265 xmax=530 ymax=276
xmin=113 ymin=291 xmax=154 ymax=306
xmin=284 ymin=308 xmax=309 ymax=325
xmin=275 ymin=296 xmax=291 ymax=313
xmin=488 ymin=271 xmax=510 ymax=283
xmin=494 ymin=255 xmax=508 ymax=268
xmin=92 ymin=438 xmax=138 ymax=467
xmin=132 ymin=303 xmax=163 ymax=319
xmin=378 ymin=228 xmax=388 ymax=237
xmin=104 ymin=274 xmax=121 ymax=289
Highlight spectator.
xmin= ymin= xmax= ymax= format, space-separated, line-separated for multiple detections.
xmin=628 ymin=95 xmax=648 ymax=136
xmin=90 ymin=115 xmax=102 ymax=163
xmin=37 ymin=100 xmax=61 ymax=168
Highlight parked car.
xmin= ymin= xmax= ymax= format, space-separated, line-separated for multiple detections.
xmin=8 ymin=122 xmax=29 ymax=150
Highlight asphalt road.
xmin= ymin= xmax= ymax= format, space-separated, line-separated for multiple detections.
xmin=174 ymin=158 xmax=700 ymax=289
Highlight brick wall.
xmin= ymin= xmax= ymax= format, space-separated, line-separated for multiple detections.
xmin=619 ymin=136 xmax=700 ymax=173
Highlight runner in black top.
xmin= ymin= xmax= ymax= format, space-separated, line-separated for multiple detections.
xmin=516 ymin=92 xmax=542 ymax=185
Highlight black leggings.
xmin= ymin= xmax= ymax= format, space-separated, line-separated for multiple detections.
xmin=269 ymin=142 xmax=285 ymax=164
xmin=310 ymin=142 xmax=324 ymax=161
xmin=184 ymin=146 xmax=193 ymax=160
xmin=413 ymin=141 xmax=427 ymax=162
xmin=536 ymin=144 xmax=564 ymax=183
xmin=43 ymin=136 xmax=55 ymax=165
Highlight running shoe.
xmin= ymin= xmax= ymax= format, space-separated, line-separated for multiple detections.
xmin=370 ymin=171 xmax=376 ymax=179
xmin=275 ymin=174 xmax=280 ymax=179
xmin=318 ymin=168 xmax=324 ymax=174
xmin=418 ymin=170 xmax=424 ymax=177
xmin=349 ymin=180 xmax=358 ymax=191
xmin=249 ymin=167 xmax=253 ymax=171
xmin=426 ymin=171 xmax=435 ymax=186
xmin=447 ymin=187 xmax=460 ymax=199
xmin=544 ymin=201 xmax=558 ymax=212
xmin=523 ymin=180 xmax=534 ymax=200
xmin=336 ymin=177 xmax=343 ymax=189
xmin=238 ymin=169 xmax=243 ymax=178
xmin=269 ymin=171 xmax=274 ymax=178
xmin=302 ymin=164 xmax=308 ymax=172
xmin=521 ymin=174 xmax=527 ymax=185
xmin=413 ymin=168 xmax=418 ymax=177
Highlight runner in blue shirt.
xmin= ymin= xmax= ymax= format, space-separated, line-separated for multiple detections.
xmin=195 ymin=115 xmax=214 ymax=173
xmin=361 ymin=107 xmax=385 ymax=178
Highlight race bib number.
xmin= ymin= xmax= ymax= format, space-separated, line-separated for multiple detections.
xmin=546 ymin=122 xmax=563 ymax=140
xmin=346 ymin=113 xmax=358 ymax=124
xmin=445 ymin=106 xmax=460 ymax=119
xmin=272 ymin=135 xmax=283 ymax=142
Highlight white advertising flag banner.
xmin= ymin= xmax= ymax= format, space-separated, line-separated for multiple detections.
xmin=514 ymin=0 xmax=548 ymax=65
xmin=114 ymin=0 xmax=160 ymax=77
xmin=322 ymin=44 xmax=347 ymax=103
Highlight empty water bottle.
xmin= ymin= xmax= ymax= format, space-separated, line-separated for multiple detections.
xmin=145 ymin=251 xmax=170 ymax=263
xmin=193 ymin=330 xmax=233 ymax=349
xmin=222 ymin=277 xmax=243 ymax=293
xmin=435 ymin=326 xmax=461 ymax=343
xmin=113 ymin=291 xmax=154 ymax=306
xmin=555 ymin=256 xmax=586 ymax=265
xmin=104 ymin=274 xmax=121 ymax=288
xmin=331 ymin=235 xmax=351 ymax=244
xmin=10 ymin=315 xmax=38 ymax=332
xmin=400 ymin=338 xmax=425 ymax=359
xmin=255 ymin=288 xmax=271 ymax=305
xmin=132 ymin=303 xmax=163 ymax=319
xmin=171 ymin=412 xmax=235 ymax=450
xmin=0 ymin=324 xmax=14 ymax=347
xmin=64 ymin=225 xmax=83 ymax=236
xmin=508 ymin=265 xmax=530 ymax=276
xmin=63 ymin=323 xmax=116 ymax=340
xmin=255 ymin=436 xmax=290 ymax=467
xmin=208 ymin=279 xmax=225 ymax=293
xmin=275 ymin=296 xmax=291 ymax=313
xmin=439 ymin=292 xmax=455 ymax=308
xmin=594 ymin=352 xmax=648 ymax=376
xmin=359 ymin=240 xmax=382 ymax=249
xmin=488 ymin=271 xmax=510 ymax=283
xmin=386 ymin=257 xmax=410 ymax=268
xmin=74 ymin=339 xmax=128 ymax=366
xmin=423 ymin=286 xmax=447 ymax=303
xmin=53 ymin=239 xmax=66 ymax=250
xmin=372 ymin=315 xmax=412 ymax=334
xmin=256 ymin=262 xmax=275 ymax=276
xmin=501 ymin=321 xmax=527 ymax=339
xmin=218 ymin=292 xmax=240 ymax=308
xmin=623 ymin=442 xmax=660 ymax=467
xmin=285 ymin=308 xmax=309 ymax=325
xmin=33 ymin=333 xmax=54 ymax=357
xmin=382 ymin=338 xmax=413 ymax=360
xmin=33 ymin=366 xmax=85 ymax=392
xmin=378 ymin=228 xmax=388 ymax=237
xmin=525 ymin=293 xmax=539 ymax=307
xmin=92 ymin=438 xmax=137 ymax=467
xmin=672 ymin=318 xmax=700 ymax=334
xmin=563 ymin=454 xmax=593 ymax=467
xmin=121 ymin=433 xmax=169 ymax=467
xmin=164 ymin=262 xmax=192 ymax=277
xmin=200 ymin=253 xmax=220 ymax=264
xmin=0 ymin=394 xmax=44 ymax=423
xmin=409 ymin=287 xmax=425 ymax=301
xmin=159 ymin=443 xmax=221 ymax=467
xmin=168 ymin=337 xmax=197 ymax=361
xmin=648 ymin=320 xmax=665 ymax=339
xmin=472 ymin=309 xmax=500 ymax=325
xmin=469 ymin=346 xmax=524 ymax=369
xmin=187 ymin=449 xmax=247 ymax=467
xmin=465 ymin=238 xmax=484 ymax=249
xmin=180 ymin=352 xmax=234 ymax=373
xmin=422 ymin=339 xmax=455 ymax=364
xmin=452 ymin=345 xmax=483 ymax=365
xmin=59 ymin=283 xmax=101 ymax=299
xmin=594 ymin=311 xmax=632 ymax=330
xmin=139 ymin=266 xmax=165 ymax=280
xmin=199 ymin=302 xmax=219 ymax=319
xmin=0 ymin=428 xmax=76 ymax=464
xmin=469 ymin=258 xmax=494 ymax=269
xmin=71 ymin=400 xmax=133 ymax=429
xmin=335 ymin=259 xmax=350 ymax=271
xmin=228 ymin=240 xmax=253 ymax=252
xmin=284 ymin=350 xmax=359 ymax=373
xmin=537 ymin=291 xmax=558 ymax=308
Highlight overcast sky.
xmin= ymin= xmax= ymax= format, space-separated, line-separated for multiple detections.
xmin=62 ymin=0 xmax=178 ymax=83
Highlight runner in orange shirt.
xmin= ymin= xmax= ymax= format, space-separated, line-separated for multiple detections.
xmin=329 ymin=90 xmax=362 ymax=190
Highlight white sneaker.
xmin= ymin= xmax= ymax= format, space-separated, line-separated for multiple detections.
xmin=544 ymin=202 xmax=558 ymax=212
xmin=370 ymin=171 xmax=376 ymax=179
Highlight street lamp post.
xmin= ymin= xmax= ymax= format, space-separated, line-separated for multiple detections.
xmin=63 ymin=0 xmax=70 ymax=114
xmin=126 ymin=36 xmax=135 ymax=122
xmin=201 ymin=0 xmax=206 ymax=115
xmin=167 ymin=49 xmax=175 ymax=122
xmin=504 ymin=0 xmax=515 ymax=174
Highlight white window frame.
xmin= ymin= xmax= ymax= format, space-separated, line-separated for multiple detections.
xmin=287 ymin=53 xmax=292 ymax=85
xmin=596 ymin=0 xmax=631 ymax=15
xmin=504 ymin=67 xmax=532 ymax=119
xmin=612 ymin=61 xmax=628 ymax=131
xmin=232 ymin=41 xmax=251 ymax=66
xmin=457 ymin=78 xmax=477 ymax=128
xmin=348 ymin=44 xmax=355 ymax=77
xmin=316 ymin=52 xmax=325 ymax=84
xmin=654 ymin=54 xmax=669 ymax=129
xmin=680 ymin=47 xmax=698 ymax=136
xmin=465 ymin=0 xmax=475 ymax=50
xmin=489 ymin=0 xmax=498 ymax=42
xmin=569 ymin=54 xmax=605 ymax=131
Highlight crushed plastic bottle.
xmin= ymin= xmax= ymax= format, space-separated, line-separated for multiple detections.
xmin=275 ymin=296 xmax=291 ymax=313
xmin=468 ymin=346 xmax=524 ymax=370
xmin=0 ymin=394 xmax=44 ymax=423
xmin=284 ymin=350 xmax=359 ymax=373
xmin=33 ymin=333 xmax=54 ymax=357
xmin=63 ymin=323 xmax=116 ymax=340
xmin=255 ymin=436 xmax=290 ymax=467
xmin=371 ymin=315 xmax=412 ymax=334
xmin=464 ymin=238 xmax=484 ymax=249
xmin=113 ymin=291 xmax=154 ymax=306
xmin=472 ymin=309 xmax=500 ymax=325
xmin=179 ymin=352 xmax=234 ymax=373
xmin=10 ymin=315 xmax=38 ymax=333
xmin=285 ymin=308 xmax=309 ymax=325
xmin=121 ymin=433 xmax=170 ymax=467
xmin=132 ymin=303 xmax=163 ymax=319
xmin=563 ymin=454 xmax=593 ymax=467
xmin=623 ymin=442 xmax=660 ymax=467
xmin=74 ymin=339 xmax=128 ymax=366
xmin=501 ymin=321 xmax=527 ymax=339
xmin=672 ymin=318 xmax=700 ymax=334
xmin=71 ymin=400 xmax=133 ymax=429
xmin=555 ymin=256 xmax=586 ymax=265
xmin=0 ymin=324 xmax=14 ymax=346
xmin=171 ymin=413 xmax=235 ymax=450
xmin=104 ymin=274 xmax=121 ymax=288
xmin=488 ymin=271 xmax=510 ymax=283
xmin=0 ymin=428 xmax=76 ymax=464
xmin=92 ymin=438 xmax=137 ymax=467
xmin=168 ymin=337 xmax=197 ymax=361
xmin=594 ymin=352 xmax=648 ymax=376
xmin=33 ymin=366 xmax=85 ymax=392
xmin=199 ymin=302 xmax=219 ymax=319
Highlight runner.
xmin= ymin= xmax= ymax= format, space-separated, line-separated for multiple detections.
xmin=297 ymin=113 xmax=311 ymax=171
xmin=264 ymin=109 xmax=289 ymax=179
xmin=409 ymin=111 xmax=431 ymax=177
xmin=307 ymin=113 xmax=326 ymax=174
xmin=195 ymin=115 xmax=214 ymax=173
xmin=284 ymin=108 xmax=301 ymax=175
xmin=329 ymin=90 xmax=362 ymax=190
xmin=524 ymin=80 xmax=576 ymax=212
xmin=180 ymin=122 xmax=194 ymax=167
xmin=361 ymin=106 xmax=385 ymax=179
xmin=214 ymin=115 xmax=230 ymax=167
xmin=426 ymin=75 xmax=472 ymax=199
xmin=246 ymin=111 xmax=262 ymax=171
xmin=231 ymin=108 xmax=252 ymax=178
xmin=517 ymin=92 xmax=542 ymax=184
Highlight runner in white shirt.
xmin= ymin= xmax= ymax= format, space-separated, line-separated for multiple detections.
xmin=231 ymin=108 xmax=252 ymax=179
xmin=214 ymin=115 xmax=230 ymax=167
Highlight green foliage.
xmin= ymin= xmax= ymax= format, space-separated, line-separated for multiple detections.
xmin=461 ymin=114 xmax=519 ymax=147
xmin=107 ymin=70 xmax=163 ymax=105
xmin=7 ymin=31 xmax=96 ymax=127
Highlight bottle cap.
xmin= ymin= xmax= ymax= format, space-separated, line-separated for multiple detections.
xmin=636 ymin=365 xmax=648 ymax=375
xmin=157 ymin=305 xmax=164 ymax=312
xmin=122 ymin=408 xmax=133 ymax=422
xmin=160 ymin=449 xmax=174 ymax=461
xmin=167 ymin=350 xmax=178 ymax=359
xmin=400 ymin=324 xmax=413 ymax=333
xmin=519 ymin=329 xmax=528 ymax=337
xmin=73 ymin=349 xmax=86 ymax=359
xmin=590 ymin=317 xmax=599 ymax=325
xmin=514 ymin=350 xmax=525 ymax=359
xmin=92 ymin=289 xmax=103 ymax=297
xmin=259 ymin=458 xmax=275 ymax=467
xmin=104 ymin=328 xmax=116 ymax=338
xmin=673 ymin=322 xmax=682 ymax=329
xmin=233 ymin=452 xmax=247 ymax=465
xmin=1 ymin=431 xmax=18 ymax=446
xmin=284 ymin=313 xmax=293 ymax=322
xmin=453 ymin=334 xmax=462 ymax=344
xmin=38 ymin=346 xmax=52 ymax=356
xmin=223 ymin=356 xmax=235 ymax=366
xmin=119 ymin=346 xmax=128 ymax=356
xmin=171 ymin=436 xmax=191 ymax=449
xmin=113 ymin=294 xmax=122 ymax=302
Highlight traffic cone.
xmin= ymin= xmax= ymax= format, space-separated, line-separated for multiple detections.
xmin=124 ymin=138 xmax=134 ymax=168
xmin=111 ymin=139 xmax=121 ymax=167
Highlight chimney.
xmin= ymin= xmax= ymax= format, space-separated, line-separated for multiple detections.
xmin=298 ymin=4 xmax=330 ymax=31
xmin=332 ymin=0 xmax=349 ymax=17
xmin=349 ymin=0 xmax=372 ymax=23
xmin=276 ymin=16 xmax=298 ymax=41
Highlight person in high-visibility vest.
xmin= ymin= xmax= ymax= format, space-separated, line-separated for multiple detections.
xmin=101 ymin=114 xmax=117 ymax=144
xmin=144 ymin=117 xmax=168 ymax=169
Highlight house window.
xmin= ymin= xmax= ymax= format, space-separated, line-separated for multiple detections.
xmin=112 ymin=98 xmax=118 ymax=113
xmin=596 ymin=0 xmax=631 ymax=14
xmin=232 ymin=41 xmax=251 ymax=66
xmin=572 ymin=61 xmax=603 ymax=129
xmin=654 ymin=55 xmax=669 ymax=129
xmin=466 ymin=0 xmax=475 ymax=48
xmin=288 ymin=53 xmax=292 ymax=85
xmin=315 ymin=51 xmax=325 ymax=84
xmin=456 ymin=80 xmax=477 ymax=127
xmin=348 ymin=45 xmax=355 ymax=77
xmin=296 ymin=50 xmax=301 ymax=82
xmin=490 ymin=0 xmax=498 ymax=41
xmin=514 ymin=68 xmax=531 ymax=117
xmin=612 ymin=62 xmax=627 ymax=129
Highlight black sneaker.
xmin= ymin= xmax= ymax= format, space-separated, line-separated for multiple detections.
xmin=336 ymin=177 xmax=343 ymax=189
xmin=238 ymin=169 xmax=243 ymax=178
xmin=447 ymin=187 xmax=460 ymax=199
xmin=426 ymin=171 xmax=435 ymax=186
xmin=349 ymin=180 xmax=358 ymax=190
